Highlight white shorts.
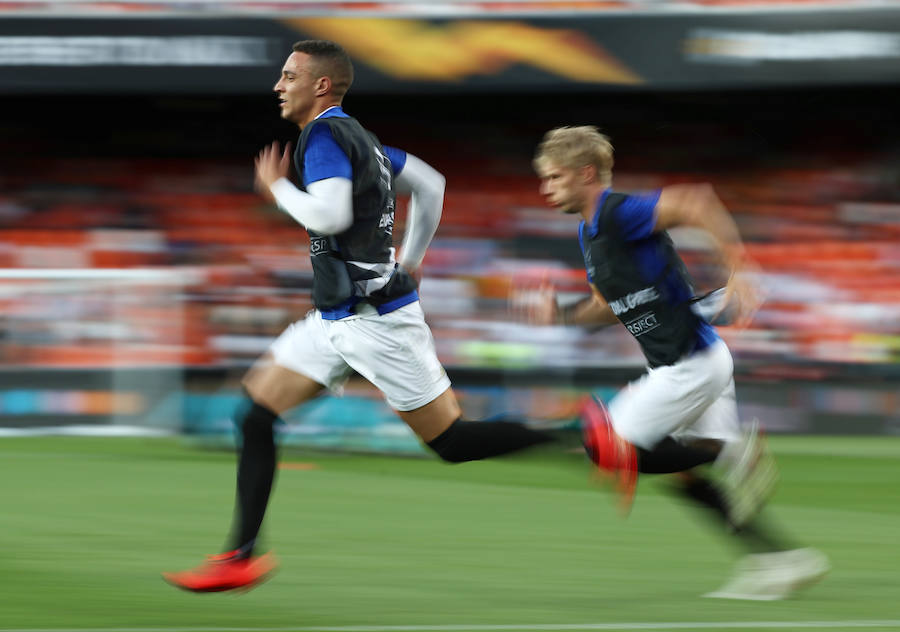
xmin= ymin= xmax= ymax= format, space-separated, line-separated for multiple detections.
xmin=268 ymin=301 xmax=451 ymax=412
xmin=608 ymin=339 xmax=740 ymax=449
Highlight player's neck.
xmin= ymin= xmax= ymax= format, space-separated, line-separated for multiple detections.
xmin=314 ymin=103 xmax=343 ymax=118
xmin=297 ymin=101 xmax=343 ymax=129
xmin=579 ymin=185 xmax=608 ymax=222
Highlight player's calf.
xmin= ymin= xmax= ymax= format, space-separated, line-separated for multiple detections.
xmin=426 ymin=418 xmax=554 ymax=463
xmin=714 ymin=419 xmax=778 ymax=527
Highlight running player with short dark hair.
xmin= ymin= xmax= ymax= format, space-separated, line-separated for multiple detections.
xmin=162 ymin=40 xmax=560 ymax=593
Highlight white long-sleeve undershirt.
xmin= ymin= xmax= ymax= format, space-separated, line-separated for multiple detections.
xmin=269 ymin=176 xmax=353 ymax=235
xmin=394 ymin=153 xmax=445 ymax=270
xmin=267 ymin=152 xmax=445 ymax=269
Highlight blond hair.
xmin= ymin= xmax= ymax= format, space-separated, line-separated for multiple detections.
xmin=533 ymin=126 xmax=614 ymax=184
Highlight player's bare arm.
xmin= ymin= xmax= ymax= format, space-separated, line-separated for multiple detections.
xmin=654 ymin=184 xmax=744 ymax=267
xmin=654 ymin=183 xmax=762 ymax=325
xmin=561 ymin=286 xmax=618 ymax=326
xmin=524 ymin=281 xmax=617 ymax=327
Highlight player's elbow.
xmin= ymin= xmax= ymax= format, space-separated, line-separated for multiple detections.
xmin=678 ymin=182 xmax=719 ymax=226
xmin=434 ymin=171 xmax=447 ymax=193
xmin=694 ymin=182 xmax=718 ymax=203
xmin=696 ymin=182 xmax=728 ymax=223
xmin=432 ymin=174 xmax=447 ymax=210
xmin=420 ymin=171 xmax=446 ymax=203
xmin=410 ymin=174 xmax=445 ymax=222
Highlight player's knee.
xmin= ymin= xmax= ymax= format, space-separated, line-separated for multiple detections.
xmin=234 ymin=397 xmax=277 ymax=438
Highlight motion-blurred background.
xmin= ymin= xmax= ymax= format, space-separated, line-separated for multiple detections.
xmin=1 ymin=0 xmax=898 ymax=451
xmin=3 ymin=3 xmax=900 ymax=630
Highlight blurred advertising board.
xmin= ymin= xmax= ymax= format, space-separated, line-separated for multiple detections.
xmin=2 ymin=8 xmax=900 ymax=92
xmin=1 ymin=367 xmax=898 ymax=446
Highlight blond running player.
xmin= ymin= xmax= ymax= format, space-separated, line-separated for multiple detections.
xmin=530 ymin=125 xmax=829 ymax=600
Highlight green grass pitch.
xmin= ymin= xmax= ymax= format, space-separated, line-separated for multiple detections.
xmin=1 ymin=435 xmax=899 ymax=631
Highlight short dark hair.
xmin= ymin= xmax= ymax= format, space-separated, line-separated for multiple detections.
xmin=291 ymin=39 xmax=354 ymax=99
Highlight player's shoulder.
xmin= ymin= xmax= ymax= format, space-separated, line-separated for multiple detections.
xmin=382 ymin=145 xmax=407 ymax=173
xmin=304 ymin=116 xmax=369 ymax=150
xmin=300 ymin=117 xmax=331 ymax=141
xmin=615 ymin=188 xmax=661 ymax=204
xmin=596 ymin=188 xmax=661 ymax=241
xmin=608 ymin=189 xmax=661 ymax=218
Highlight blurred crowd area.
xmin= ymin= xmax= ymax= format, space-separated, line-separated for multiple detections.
xmin=0 ymin=88 xmax=898 ymax=375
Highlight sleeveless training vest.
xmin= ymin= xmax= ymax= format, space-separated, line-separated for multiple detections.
xmin=295 ymin=115 xmax=417 ymax=314
xmin=580 ymin=192 xmax=706 ymax=368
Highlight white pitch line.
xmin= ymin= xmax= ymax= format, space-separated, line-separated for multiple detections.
xmin=4 ymin=622 xmax=900 ymax=632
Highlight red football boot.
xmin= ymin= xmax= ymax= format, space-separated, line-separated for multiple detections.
xmin=580 ymin=395 xmax=638 ymax=514
xmin=163 ymin=550 xmax=277 ymax=593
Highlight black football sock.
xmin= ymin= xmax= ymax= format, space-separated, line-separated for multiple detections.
xmin=426 ymin=418 xmax=555 ymax=463
xmin=228 ymin=399 xmax=279 ymax=557
xmin=637 ymin=437 xmax=718 ymax=474
xmin=679 ymin=474 xmax=791 ymax=554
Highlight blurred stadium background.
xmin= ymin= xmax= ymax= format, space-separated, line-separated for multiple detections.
xmin=2 ymin=0 xmax=898 ymax=452
xmin=2 ymin=1 xmax=900 ymax=630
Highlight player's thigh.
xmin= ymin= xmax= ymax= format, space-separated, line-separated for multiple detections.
xmin=673 ymin=378 xmax=740 ymax=444
xmin=250 ymin=311 xmax=352 ymax=414
xmin=243 ymin=359 xmax=325 ymax=415
xmin=334 ymin=302 xmax=452 ymax=416
xmin=608 ymin=374 xmax=685 ymax=449
xmin=609 ymin=342 xmax=733 ymax=448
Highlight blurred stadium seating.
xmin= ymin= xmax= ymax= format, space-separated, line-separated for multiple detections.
xmin=1 ymin=88 xmax=898 ymax=373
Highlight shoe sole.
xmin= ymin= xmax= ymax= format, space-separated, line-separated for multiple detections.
xmin=161 ymin=565 xmax=277 ymax=594
xmin=702 ymin=556 xmax=830 ymax=601
xmin=162 ymin=574 xmax=274 ymax=593
xmin=786 ymin=561 xmax=830 ymax=594
xmin=703 ymin=590 xmax=784 ymax=601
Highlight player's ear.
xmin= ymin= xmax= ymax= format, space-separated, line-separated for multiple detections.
xmin=314 ymin=75 xmax=331 ymax=96
xmin=579 ymin=164 xmax=597 ymax=185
